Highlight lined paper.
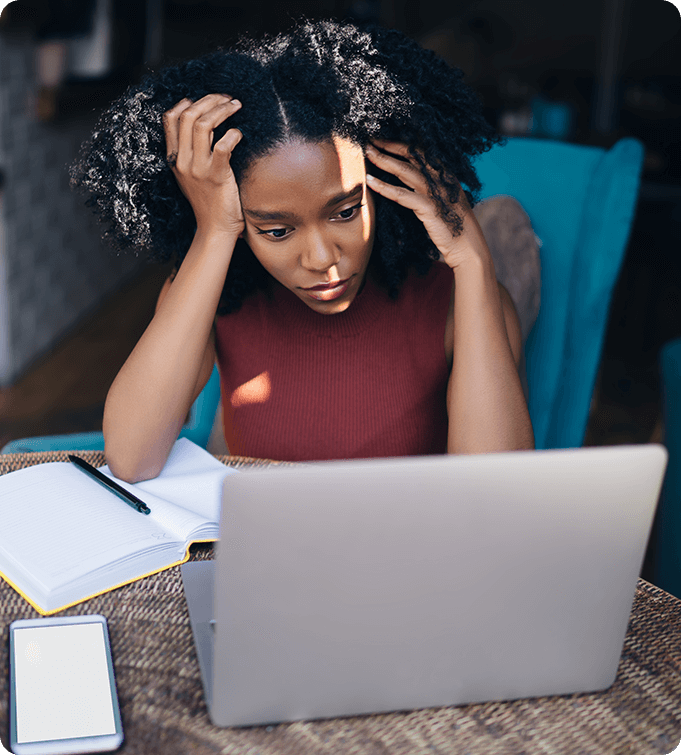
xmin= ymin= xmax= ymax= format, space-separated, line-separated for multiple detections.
xmin=0 ymin=439 xmax=238 ymax=610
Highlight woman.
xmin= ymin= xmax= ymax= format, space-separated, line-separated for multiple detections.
xmin=72 ymin=18 xmax=534 ymax=481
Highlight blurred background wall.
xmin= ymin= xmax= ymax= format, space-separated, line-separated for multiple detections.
xmin=0 ymin=1 xmax=143 ymax=386
xmin=0 ymin=0 xmax=678 ymax=440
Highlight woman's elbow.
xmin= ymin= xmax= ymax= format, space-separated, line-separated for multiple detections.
xmin=103 ymin=436 xmax=166 ymax=483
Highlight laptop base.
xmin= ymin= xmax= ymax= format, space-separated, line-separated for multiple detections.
xmin=181 ymin=560 xmax=215 ymax=709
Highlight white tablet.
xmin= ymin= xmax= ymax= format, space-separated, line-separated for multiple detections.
xmin=9 ymin=615 xmax=123 ymax=754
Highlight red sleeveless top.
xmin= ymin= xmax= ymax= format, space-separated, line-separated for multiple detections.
xmin=214 ymin=262 xmax=453 ymax=461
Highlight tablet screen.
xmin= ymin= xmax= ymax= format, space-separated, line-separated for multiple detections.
xmin=12 ymin=622 xmax=117 ymax=743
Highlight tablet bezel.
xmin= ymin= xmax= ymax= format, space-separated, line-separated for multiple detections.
xmin=8 ymin=614 xmax=124 ymax=755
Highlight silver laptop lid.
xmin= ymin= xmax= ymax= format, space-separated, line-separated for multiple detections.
xmin=209 ymin=445 xmax=667 ymax=726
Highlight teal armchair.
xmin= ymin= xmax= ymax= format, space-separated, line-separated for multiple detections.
xmin=475 ymin=137 xmax=644 ymax=449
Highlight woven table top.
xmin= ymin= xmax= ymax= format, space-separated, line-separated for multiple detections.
xmin=1 ymin=451 xmax=681 ymax=755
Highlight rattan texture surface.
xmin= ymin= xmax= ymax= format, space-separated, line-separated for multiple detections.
xmin=1 ymin=452 xmax=681 ymax=754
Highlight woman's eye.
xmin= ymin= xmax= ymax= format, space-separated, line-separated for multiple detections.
xmin=257 ymin=227 xmax=290 ymax=239
xmin=336 ymin=202 xmax=364 ymax=220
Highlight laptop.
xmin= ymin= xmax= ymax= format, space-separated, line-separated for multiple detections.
xmin=181 ymin=444 xmax=667 ymax=727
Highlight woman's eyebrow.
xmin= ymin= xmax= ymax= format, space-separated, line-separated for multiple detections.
xmin=322 ymin=183 xmax=364 ymax=209
xmin=243 ymin=184 xmax=364 ymax=222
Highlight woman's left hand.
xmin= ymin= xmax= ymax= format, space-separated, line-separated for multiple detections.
xmin=365 ymin=140 xmax=491 ymax=272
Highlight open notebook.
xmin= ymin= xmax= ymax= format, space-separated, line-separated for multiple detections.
xmin=0 ymin=439 xmax=235 ymax=614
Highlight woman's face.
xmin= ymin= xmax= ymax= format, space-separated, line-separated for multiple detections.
xmin=238 ymin=136 xmax=375 ymax=315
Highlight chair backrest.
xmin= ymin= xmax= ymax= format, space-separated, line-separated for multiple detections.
xmin=653 ymin=337 xmax=681 ymax=598
xmin=474 ymin=137 xmax=644 ymax=449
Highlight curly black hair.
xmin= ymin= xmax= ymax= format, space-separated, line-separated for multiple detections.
xmin=71 ymin=18 xmax=501 ymax=314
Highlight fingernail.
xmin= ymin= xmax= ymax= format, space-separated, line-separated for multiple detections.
xmin=366 ymin=173 xmax=377 ymax=182
xmin=231 ymin=99 xmax=241 ymax=106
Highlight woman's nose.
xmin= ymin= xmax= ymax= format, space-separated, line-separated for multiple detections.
xmin=301 ymin=230 xmax=341 ymax=272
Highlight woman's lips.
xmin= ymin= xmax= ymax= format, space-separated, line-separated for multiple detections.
xmin=303 ymin=277 xmax=352 ymax=301
xmin=304 ymin=277 xmax=351 ymax=291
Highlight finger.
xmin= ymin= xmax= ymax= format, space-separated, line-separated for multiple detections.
xmin=372 ymin=140 xmax=466 ymax=208
xmin=163 ymin=98 xmax=193 ymax=165
xmin=211 ymin=127 xmax=243 ymax=175
xmin=370 ymin=139 xmax=416 ymax=162
xmin=192 ymin=99 xmax=242 ymax=166
xmin=371 ymin=139 xmax=449 ymax=181
xmin=365 ymin=143 xmax=427 ymax=193
xmin=371 ymin=140 xmax=429 ymax=173
xmin=176 ymin=94 xmax=235 ymax=171
xmin=366 ymin=172 xmax=430 ymax=215
xmin=371 ymin=139 xmax=445 ymax=184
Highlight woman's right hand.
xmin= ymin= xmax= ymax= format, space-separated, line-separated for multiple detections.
xmin=163 ymin=94 xmax=244 ymax=239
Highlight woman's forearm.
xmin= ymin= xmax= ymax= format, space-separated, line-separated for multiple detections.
xmin=447 ymin=256 xmax=534 ymax=454
xmin=103 ymin=229 xmax=238 ymax=481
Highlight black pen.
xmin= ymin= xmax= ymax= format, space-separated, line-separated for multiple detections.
xmin=68 ymin=455 xmax=151 ymax=515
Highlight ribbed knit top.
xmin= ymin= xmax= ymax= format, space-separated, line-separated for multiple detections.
xmin=214 ymin=262 xmax=454 ymax=461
